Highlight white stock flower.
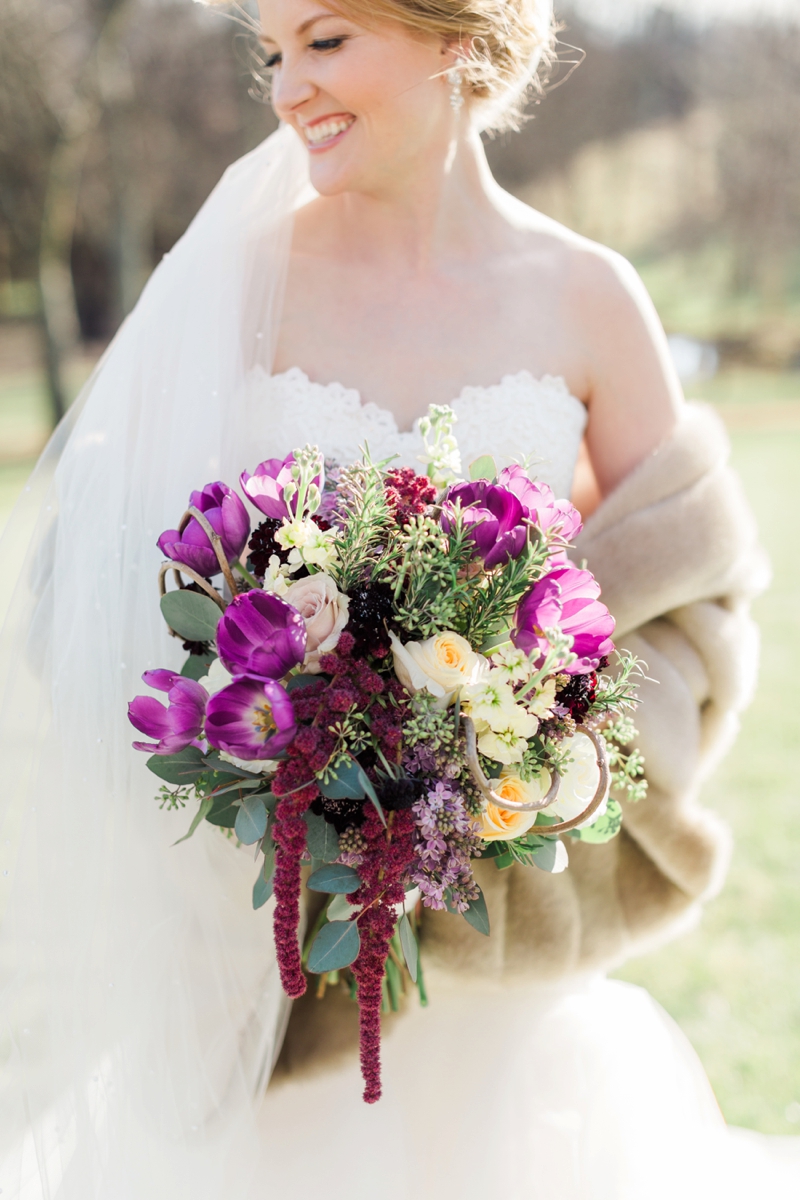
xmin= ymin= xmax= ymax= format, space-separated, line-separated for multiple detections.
xmin=525 ymin=677 xmax=558 ymax=719
xmin=260 ymin=554 xmax=290 ymax=597
xmin=461 ymin=675 xmax=521 ymax=732
xmin=477 ymin=705 xmax=538 ymax=765
xmin=197 ymin=658 xmax=233 ymax=696
xmin=276 ymin=518 xmax=338 ymax=571
xmin=489 ymin=646 xmax=532 ymax=686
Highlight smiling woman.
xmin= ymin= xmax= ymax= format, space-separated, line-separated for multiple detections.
xmin=1 ymin=0 xmax=797 ymax=1195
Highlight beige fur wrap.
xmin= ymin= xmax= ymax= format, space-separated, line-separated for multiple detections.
xmin=274 ymin=402 xmax=768 ymax=1078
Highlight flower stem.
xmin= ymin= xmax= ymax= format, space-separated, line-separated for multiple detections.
xmin=233 ymin=560 xmax=259 ymax=588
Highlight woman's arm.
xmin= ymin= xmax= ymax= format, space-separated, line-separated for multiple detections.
xmin=567 ymin=246 xmax=685 ymax=514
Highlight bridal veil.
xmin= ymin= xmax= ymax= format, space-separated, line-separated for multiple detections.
xmin=0 ymin=123 xmax=312 ymax=1196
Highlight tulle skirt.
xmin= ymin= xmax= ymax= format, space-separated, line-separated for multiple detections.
xmin=259 ymin=973 xmax=800 ymax=1200
xmin=6 ymin=974 xmax=800 ymax=1198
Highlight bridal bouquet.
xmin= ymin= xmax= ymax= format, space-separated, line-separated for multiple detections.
xmin=128 ymin=406 xmax=645 ymax=1102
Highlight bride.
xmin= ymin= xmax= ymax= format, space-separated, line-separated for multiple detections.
xmin=1 ymin=0 xmax=797 ymax=1196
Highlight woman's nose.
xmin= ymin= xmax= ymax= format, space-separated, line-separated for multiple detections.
xmin=271 ymin=57 xmax=316 ymax=118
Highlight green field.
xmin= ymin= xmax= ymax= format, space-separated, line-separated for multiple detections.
xmin=1 ymin=363 xmax=799 ymax=1134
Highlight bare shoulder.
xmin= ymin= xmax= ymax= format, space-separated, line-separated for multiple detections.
xmin=496 ymin=190 xmax=684 ymax=494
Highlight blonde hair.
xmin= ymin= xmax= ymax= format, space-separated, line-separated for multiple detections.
xmin=206 ymin=0 xmax=556 ymax=133
xmin=324 ymin=0 xmax=556 ymax=132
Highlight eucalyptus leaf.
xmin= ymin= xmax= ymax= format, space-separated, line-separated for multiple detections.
xmin=202 ymin=750 xmax=263 ymax=779
xmin=173 ymin=795 xmax=214 ymax=845
xmin=235 ymin=795 xmax=268 ymax=845
xmin=180 ymin=651 xmax=217 ymax=681
xmin=307 ymin=920 xmax=361 ymax=974
xmin=357 ymin=767 xmax=386 ymax=828
xmin=146 ymin=746 xmax=206 ymax=785
xmin=307 ymin=864 xmax=362 ymax=894
xmin=160 ymin=590 xmax=221 ymax=642
xmin=205 ymin=794 xmax=239 ymax=829
xmin=327 ymin=893 xmax=359 ymax=922
xmin=304 ymin=810 xmax=341 ymax=863
xmin=469 ymin=454 xmax=497 ymax=482
xmin=398 ymin=913 xmax=419 ymax=983
xmin=462 ymin=886 xmax=490 ymax=936
xmin=252 ymin=870 xmax=273 ymax=910
xmin=286 ymin=673 xmax=321 ymax=692
xmin=528 ymin=837 xmax=569 ymax=874
xmin=567 ymin=799 xmax=623 ymax=845
xmin=317 ymin=758 xmax=365 ymax=801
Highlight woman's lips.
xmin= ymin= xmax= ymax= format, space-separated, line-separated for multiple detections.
xmin=302 ymin=115 xmax=355 ymax=152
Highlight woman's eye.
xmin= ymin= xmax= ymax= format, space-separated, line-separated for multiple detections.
xmin=309 ymin=37 xmax=347 ymax=53
xmin=263 ymin=52 xmax=282 ymax=69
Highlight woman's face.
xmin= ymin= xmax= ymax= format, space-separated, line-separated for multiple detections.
xmin=257 ymin=0 xmax=458 ymax=197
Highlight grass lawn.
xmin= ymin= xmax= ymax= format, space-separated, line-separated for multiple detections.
xmin=1 ymin=364 xmax=799 ymax=1134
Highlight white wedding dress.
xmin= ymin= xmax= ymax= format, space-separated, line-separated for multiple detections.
xmin=243 ymin=365 xmax=800 ymax=1200
xmin=2 ymin=110 xmax=797 ymax=1196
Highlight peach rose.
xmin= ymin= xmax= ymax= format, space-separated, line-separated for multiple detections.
xmin=390 ymin=630 xmax=487 ymax=705
xmin=284 ymin=574 xmax=350 ymax=673
xmin=480 ymin=770 xmax=552 ymax=841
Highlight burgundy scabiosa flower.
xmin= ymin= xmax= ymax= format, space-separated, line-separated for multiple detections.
xmin=240 ymin=454 xmax=322 ymax=520
xmin=128 ymin=669 xmax=207 ymax=755
xmin=157 ymin=482 xmax=250 ymax=578
xmin=204 ymin=676 xmax=296 ymax=759
xmin=441 ymin=479 xmax=528 ymax=569
xmin=497 ymin=465 xmax=582 ymax=542
xmin=216 ymin=590 xmax=307 ymax=680
xmin=513 ymin=564 xmax=616 ymax=674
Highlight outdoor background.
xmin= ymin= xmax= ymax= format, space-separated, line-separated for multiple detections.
xmin=1 ymin=0 xmax=799 ymax=1133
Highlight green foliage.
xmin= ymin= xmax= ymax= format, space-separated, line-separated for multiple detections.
xmin=331 ymin=456 xmax=394 ymax=593
xmin=462 ymin=885 xmax=490 ymax=935
xmin=398 ymin=913 xmax=419 ymax=982
xmin=180 ymin=650 xmax=217 ymax=680
xmin=159 ymin=589 xmax=221 ymax=642
xmin=146 ymin=746 xmax=207 ymax=784
xmin=568 ymin=798 xmax=624 ymax=844
xmin=156 ymin=784 xmax=191 ymax=811
xmin=591 ymin=651 xmax=647 ymax=717
xmin=307 ymin=863 xmax=362 ymax=894
xmin=458 ymin=537 xmax=551 ymax=648
xmin=390 ymin=512 xmax=474 ymax=637
xmin=304 ymin=810 xmax=341 ymax=863
xmin=307 ymin=920 xmax=361 ymax=973
xmin=602 ymin=717 xmax=648 ymax=803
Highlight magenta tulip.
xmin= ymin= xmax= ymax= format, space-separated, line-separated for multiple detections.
xmin=205 ymin=677 xmax=296 ymax=760
xmin=441 ymin=480 xmax=528 ymax=569
xmin=216 ymin=590 xmax=307 ymax=680
xmin=128 ymin=670 xmax=207 ymax=754
xmin=158 ymin=482 xmax=250 ymax=578
xmin=513 ymin=564 xmax=616 ymax=674
xmin=240 ymin=454 xmax=322 ymax=520
xmin=497 ymin=466 xmax=582 ymax=542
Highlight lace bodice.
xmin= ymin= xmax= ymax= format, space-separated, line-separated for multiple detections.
xmin=247 ymin=365 xmax=588 ymax=499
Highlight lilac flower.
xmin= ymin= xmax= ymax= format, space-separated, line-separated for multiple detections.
xmin=216 ymin=590 xmax=307 ymax=680
xmin=240 ymin=454 xmax=323 ymax=520
xmin=128 ymin=669 xmax=207 ymax=755
xmin=205 ymin=677 xmax=296 ymax=760
xmin=497 ymin=466 xmax=582 ymax=542
xmin=441 ymin=480 xmax=527 ymax=569
xmin=513 ymin=564 xmax=616 ymax=675
xmin=409 ymin=781 xmax=482 ymax=912
xmin=158 ymin=482 xmax=250 ymax=578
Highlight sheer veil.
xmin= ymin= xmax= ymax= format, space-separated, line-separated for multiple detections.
xmin=0 ymin=123 xmax=312 ymax=1197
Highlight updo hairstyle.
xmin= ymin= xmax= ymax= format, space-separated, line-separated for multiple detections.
xmin=324 ymin=0 xmax=557 ymax=132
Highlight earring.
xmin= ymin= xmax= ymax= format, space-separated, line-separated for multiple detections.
xmin=446 ymin=67 xmax=464 ymax=113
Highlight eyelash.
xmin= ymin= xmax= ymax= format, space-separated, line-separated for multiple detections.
xmin=263 ymin=37 xmax=348 ymax=70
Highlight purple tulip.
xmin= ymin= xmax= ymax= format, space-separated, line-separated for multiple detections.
xmin=497 ymin=466 xmax=583 ymax=542
xmin=240 ymin=454 xmax=322 ymax=520
xmin=216 ymin=590 xmax=307 ymax=680
xmin=441 ymin=480 xmax=528 ymax=569
xmin=513 ymin=564 xmax=616 ymax=674
xmin=158 ymin=482 xmax=250 ymax=579
xmin=128 ymin=669 xmax=207 ymax=755
xmin=205 ymin=677 xmax=296 ymax=760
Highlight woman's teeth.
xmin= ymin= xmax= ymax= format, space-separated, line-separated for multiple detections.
xmin=305 ymin=118 xmax=354 ymax=146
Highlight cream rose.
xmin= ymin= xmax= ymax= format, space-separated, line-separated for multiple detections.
xmin=284 ymin=574 xmax=350 ymax=674
xmin=390 ymin=630 xmax=487 ymax=704
xmin=480 ymin=769 xmax=552 ymax=842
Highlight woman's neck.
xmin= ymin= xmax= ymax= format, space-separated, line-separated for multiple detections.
xmin=294 ymin=131 xmax=509 ymax=274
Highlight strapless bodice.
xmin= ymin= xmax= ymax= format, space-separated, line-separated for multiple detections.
xmin=246 ymin=365 xmax=587 ymax=499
